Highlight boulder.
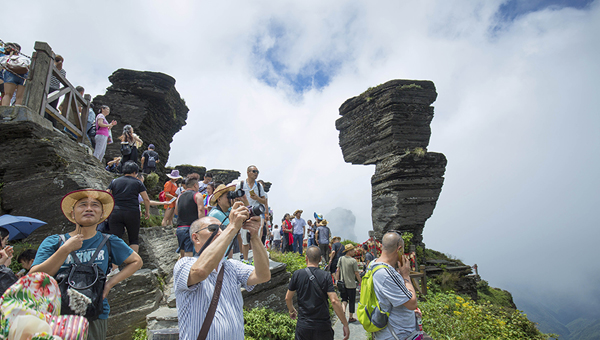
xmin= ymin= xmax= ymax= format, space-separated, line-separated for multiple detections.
xmin=107 ymin=269 xmax=163 ymax=340
xmin=336 ymin=80 xmax=446 ymax=245
xmin=0 ymin=121 xmax=114 ymax=243
xmin=138 ymin=226 xmax=179 ymax=278
xmin=92 ymin=69 xmax=189 ymax=168
xmin=242 ymin=260 xmax=290 ymax=313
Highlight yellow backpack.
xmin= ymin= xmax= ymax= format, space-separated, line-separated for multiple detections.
xmin=357 ymin=263 xmax=390 ymax=332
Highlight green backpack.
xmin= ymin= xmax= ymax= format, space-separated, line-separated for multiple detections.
xmin=357 ymin=263 xmax=390 ymax=332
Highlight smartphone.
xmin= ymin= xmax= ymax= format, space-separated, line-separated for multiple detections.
xmin=398 ymin=249 xmax=404 ymax=267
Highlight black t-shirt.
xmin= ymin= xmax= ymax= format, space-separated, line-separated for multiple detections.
xmin=365 ymin=251 xmax=375 ymax=264
xmin=288 ymin=266 xmax=334 ymax=330
xmin=141 ymin=150 xmax=159 ymax=169
xmin=107 ymin=176 xmax=147 ymax=211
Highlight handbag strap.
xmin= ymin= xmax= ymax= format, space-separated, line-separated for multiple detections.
xmin=197 ymin=264 xmax=225 ymax=340
xmin=304 ymin=267 xmax=328 ymax=301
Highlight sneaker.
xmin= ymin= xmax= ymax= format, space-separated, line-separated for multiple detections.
xmin=107 ymin=268 xmax=120 ymax=278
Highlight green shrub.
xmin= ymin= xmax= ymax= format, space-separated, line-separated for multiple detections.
xmin=419 ymin=292 xmax=555 ymax=339
xmin=140 ymin=205 xmax=163 ymax=228
xmin=243 ymin=308 xmax=296 ymax=340
xmin=132 ymin=328 xmax=147 ymax=340
xmin=477 ymin=280 xmax=515 ymax=309
xmin=145 ymin=172 xmax=159 ymax=190
xmin=340 ymin=239 xmax=357 ymax=247
xmin=269 ymin=250 xmax=305 ymax=273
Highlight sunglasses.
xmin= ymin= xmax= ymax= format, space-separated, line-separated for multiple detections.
xmin=195 ymin=223 xmax=224 ymax=235
xmin=250 ymin=170 xmax=259 ymax=174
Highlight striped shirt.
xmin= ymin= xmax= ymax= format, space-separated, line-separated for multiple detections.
xmin=174 ymin=257 xmax=255 ymax=340
xmin=371 ymin=262 xmax=417 ymax=340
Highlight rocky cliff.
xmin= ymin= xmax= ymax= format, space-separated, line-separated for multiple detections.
xmin=92 ymin=69 xmax=189 ymax=168
xmin=336 ymin=80 xmax=447 ymax=245
xmin=0 ymin=121 xmax=113 ymax=243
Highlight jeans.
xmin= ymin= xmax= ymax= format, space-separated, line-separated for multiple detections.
xmin=307 ymin=238 xmax=315 ymax=248
xmin=293 ymin=234 xmax=303 ymax=254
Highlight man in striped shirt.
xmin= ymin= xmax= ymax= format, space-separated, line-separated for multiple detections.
xmin=371 ymin=232 xmax=419 ymax=340
xmin=174 ymin=202 xmax=271 ymax=340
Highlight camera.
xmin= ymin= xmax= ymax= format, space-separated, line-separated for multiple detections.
xmin=248 ymin=204 xmax=265 ymax=218
xmin=227 ymin=189 xmax=245 ymax=200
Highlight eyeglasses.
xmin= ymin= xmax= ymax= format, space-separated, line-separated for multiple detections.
xmin=250 ymin=170 xmax=259 ymax=174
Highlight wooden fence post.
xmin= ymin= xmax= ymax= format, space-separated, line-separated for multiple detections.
xmin=23 ymin=42 xmax=53 ymax=115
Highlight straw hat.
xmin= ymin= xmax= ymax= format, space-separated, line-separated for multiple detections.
xmin=332 ymin=236 xmax=341 ymax=242
xmin=320 ymin=219 xmax=328 ymax=226
xmin=60 ymin=189 xmax=114 ymax=224
xmin=293 ymin=209 xmax=303 ymax=216
xmin=209 ymin=183 xmax=237 ymax=206
xmin=344 ymin=244 xmax=356 ymax=252
xmin=167 ymin=170 xmax=183 ymax=179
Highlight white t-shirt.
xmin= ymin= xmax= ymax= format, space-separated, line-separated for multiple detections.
xmin=239 ymin=180 xmax=265 ymax=207
xmin=272 ymin=228 xmax=282 ymax=241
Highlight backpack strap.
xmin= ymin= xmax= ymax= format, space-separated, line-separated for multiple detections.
xmin=89 ymin=234 xmax=111 ymax=264
xmin=304 ymin=267 xmax=328 ymax=302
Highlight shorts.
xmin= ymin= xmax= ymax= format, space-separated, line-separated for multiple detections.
xmin=2 ymin=70 xmax=27 ymax=86
xmin=176 ymin=226 xmax=194 ymax=253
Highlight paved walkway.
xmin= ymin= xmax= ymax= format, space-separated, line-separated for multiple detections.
xmin=333 ymin=302 xmax=368 ymax=340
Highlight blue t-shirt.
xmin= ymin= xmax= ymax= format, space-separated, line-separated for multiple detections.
xmin=208 ymin=207 xmax=230 ymax=226
xmin=32 ymin=231 xmax=134 ymax=319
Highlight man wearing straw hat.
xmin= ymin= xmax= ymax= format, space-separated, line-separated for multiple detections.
xmin=208 ymin=183 xmax=244 ymax=256
xmin=31 ymin=189 xmax=143 ymax=340
xmin=336 ymin=244 xmax=362 ymax=323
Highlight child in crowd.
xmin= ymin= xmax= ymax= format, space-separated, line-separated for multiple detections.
xmin=16 ymin=249 xmax=36 ymax=277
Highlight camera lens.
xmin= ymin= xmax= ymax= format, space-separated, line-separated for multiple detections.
xmin=248 ymin=204 xmax=265 ymax=218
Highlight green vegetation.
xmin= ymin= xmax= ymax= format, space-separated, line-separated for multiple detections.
xmin=144 ymin=172 xmax=159 ymax=190
xmin=340 ymin=239 xmax=358 ymax=247
xmin=132 ymin=328 xmax=147 ymax=340
xmin=398 ymin=83 xmax=422 ymax=90
xmin=140 ymin=204 xmax=163 ymax=228
xmin=269 ymin=250 xmax=306 ymax=273
xmin=477 ymin=280 xmax=515 ymax=309
xmin=419 ymin=292 xmax=555 ymax=339
xmin=244 ymin=308 xmax=296 ymax=340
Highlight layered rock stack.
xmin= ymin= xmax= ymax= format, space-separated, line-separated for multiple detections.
xmin=336 ymin=80 xmax=447 ymax=245
xmin=92 ymin=69 xmax=189 ymax=168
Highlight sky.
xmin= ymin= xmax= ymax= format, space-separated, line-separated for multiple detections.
xmin=5 ymin=0 xmax=600 ymax=321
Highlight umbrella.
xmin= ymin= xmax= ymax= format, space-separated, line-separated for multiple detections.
xmin=0 ymin=215 xmax=47 ymax=241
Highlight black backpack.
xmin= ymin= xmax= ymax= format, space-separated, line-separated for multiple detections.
xmin=120 ymin=143 xmax=132 ymax=156
xmin=147 ymin=154 xmax=156 ymax=167
xmin=55 ymin=234 xmax=111 ymax=321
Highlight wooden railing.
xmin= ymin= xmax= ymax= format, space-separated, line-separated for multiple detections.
xmin=22 ymin=41 xmax=91 ymax=143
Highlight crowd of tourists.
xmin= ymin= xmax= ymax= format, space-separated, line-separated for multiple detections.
xmin=0 ymin=40 xmax=425 ymax=340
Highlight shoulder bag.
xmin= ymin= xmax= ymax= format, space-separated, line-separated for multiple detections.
xmin=337 ymin=257 xmax=346 ymax=293
xmin=196 ymin=227 xmax=225 ymax=340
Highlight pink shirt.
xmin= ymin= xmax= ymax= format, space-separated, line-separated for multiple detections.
xmin=96 ymin=114 xmax=109 ymax=136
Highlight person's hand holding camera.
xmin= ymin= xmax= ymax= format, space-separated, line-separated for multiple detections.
xmin=229 ymin=201 xmax=250 ymax=230
xmin=242 ymin=216 xmax=261 ymax=237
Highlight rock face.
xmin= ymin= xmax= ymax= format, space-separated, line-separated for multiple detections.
xmin=336 ymin=80 xmax=447 ymax=245
xmin=0 ymin=121 xmax=114 ymax=243
xmin=92 ymin=69 xmax=189 ymax=168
